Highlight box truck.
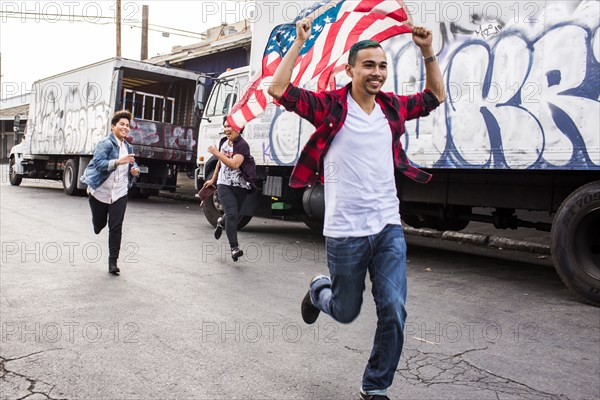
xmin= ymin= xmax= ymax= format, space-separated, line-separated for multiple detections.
xmin=194 ymin=1 xmax=600 ymax=305
xmin=9 ymin=57 xmax=200 ymax=198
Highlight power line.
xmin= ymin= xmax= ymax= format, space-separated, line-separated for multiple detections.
xmin=0 ymin=11 xmax=206 ymax=39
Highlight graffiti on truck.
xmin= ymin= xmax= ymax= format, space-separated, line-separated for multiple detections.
xmin=258 ymin=0 xmax=599 ymax=170
xmin=27 ymin=81 xmax=111 ymax=155
xmin=26 ymin=83 xmax=197 ymax=162
xmin=128 ymin=120 xmax=197 ymax=162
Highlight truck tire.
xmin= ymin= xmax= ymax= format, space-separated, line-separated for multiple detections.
xmin=202 ymin=191 xmax=252 ymax=230
xmin=63 ymin=159 xmax=83 ymax=196
xmin=551 ymin=181 xmax=600 ymax=306
xmin=9 ymin=157 xmax=22 ymax=186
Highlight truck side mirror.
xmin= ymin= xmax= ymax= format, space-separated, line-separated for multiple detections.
xmin=194 ymin=82 xmax=206 ymax=115
xmin=13 ymin=115 xmax=21 ymax=133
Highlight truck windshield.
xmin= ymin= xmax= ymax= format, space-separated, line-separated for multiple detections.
xmin=205 ymin=74 xmax=248 ymax=117
xmin=205 ymin=78 xmax=237 ymax=117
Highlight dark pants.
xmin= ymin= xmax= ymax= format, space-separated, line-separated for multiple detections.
xmin=217 ymin=184 xmax=248 ymax=248
xmin=89 ymin=195 xmax=128 ymax=260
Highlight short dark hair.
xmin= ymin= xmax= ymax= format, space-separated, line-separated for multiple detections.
xmin=348 ymin=40 xmax=382 ymax=66
xmin=111 ymin=110 xmax=132 ymax=126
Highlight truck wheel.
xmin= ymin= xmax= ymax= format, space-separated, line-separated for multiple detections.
xmin=63 ymin=159 xmax=83 ymax=196
xmin=551 ymin=181 xmax=600 ymax=306
xmin=9 ymin=157 xmax=22 ymax=186
xmin=202 ymin=192 xmax=253 ymax=230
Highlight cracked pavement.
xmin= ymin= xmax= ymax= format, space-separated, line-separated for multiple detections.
xmin=396 ymin=348 xmax=569 ymax=400
xmin=1 ymin=353 xmax=65 ymax=400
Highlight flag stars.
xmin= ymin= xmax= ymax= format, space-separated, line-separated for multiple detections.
xmin=313 ymin=23 xmax=322 ymax=31
xmin=323 ymin=16 xmax=332 ymax=24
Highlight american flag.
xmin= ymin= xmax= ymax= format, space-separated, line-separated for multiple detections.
xmin=228 ymin=0 xmax=412 ymax=132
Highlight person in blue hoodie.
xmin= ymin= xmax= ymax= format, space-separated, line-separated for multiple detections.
xmin=81 ymin=110 xmax=139 ymax=275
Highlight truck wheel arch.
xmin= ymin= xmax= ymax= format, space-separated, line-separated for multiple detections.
xmin=204 ymin=156 xmax=219 ymax=180
xmin=551 ymin=181 xmax=600 ymax=306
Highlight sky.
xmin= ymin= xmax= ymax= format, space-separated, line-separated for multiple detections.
xmin=1 ymin=0 xmax=254 ymax=98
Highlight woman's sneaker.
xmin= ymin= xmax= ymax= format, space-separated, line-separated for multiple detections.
xmin=231 ymin=246 xmax=243 ymax=261
xmin=214 ymin=217 xmax=224 ymax=240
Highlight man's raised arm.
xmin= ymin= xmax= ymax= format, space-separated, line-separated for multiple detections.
xmin=267 ymin=18 xmax=312 ymax=100
xmin=411 ymin=24 xmax=446 ymax=103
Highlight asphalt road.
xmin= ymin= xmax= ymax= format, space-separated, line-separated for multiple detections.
xmin=1 ymin=176 xmax=599 ymax=400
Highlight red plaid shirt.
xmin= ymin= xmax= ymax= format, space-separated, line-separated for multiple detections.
xmin=278 ymin=83 xmax=440 ymax=188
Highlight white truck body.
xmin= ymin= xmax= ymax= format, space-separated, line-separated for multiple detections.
xmin=23 ymin=59 xmax=116 ymax=158
xmin=198 ymin=0 xmax=599 ymax=172
xmin=196 ymin=0 xmax=600 ymax=305
xmin=10 ymin=58 xmax=201 ymax=196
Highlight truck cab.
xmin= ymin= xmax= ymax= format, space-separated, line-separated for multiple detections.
xmin=195 ymin=66 xmax=249 ymax=189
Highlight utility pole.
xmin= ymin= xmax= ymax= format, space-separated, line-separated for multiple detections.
xmin=116 ymin=0 xmax=122 ymax=57
xmin=141 ymin=5 xmax=149 ymax=60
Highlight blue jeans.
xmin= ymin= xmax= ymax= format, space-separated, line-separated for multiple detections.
xmin=310 ymin=224 xmax=407 ymax=395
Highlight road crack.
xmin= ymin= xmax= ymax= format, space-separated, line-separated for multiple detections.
xmin=396 ymin=347 xmax=570 ymax=400
xmin=1 ymin=351 xmax=68 ymax=400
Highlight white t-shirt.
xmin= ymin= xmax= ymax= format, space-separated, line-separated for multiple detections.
xmin=216 ymin=140 xmax=250 ymax=189
xmin=88 ymin=135 xmax=130 ymax=204
xmin=322 ymin=95 xmax=401 ymax=238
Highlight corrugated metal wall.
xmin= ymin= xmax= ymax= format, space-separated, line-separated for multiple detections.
xmin=182 ymin=47 xmax=249 ymax=76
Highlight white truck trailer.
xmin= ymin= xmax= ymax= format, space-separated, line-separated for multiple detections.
xmin=9 ymin=57 xmax=201 ymax=198
xmin=194 ymin=0 xmax=600 ymax=305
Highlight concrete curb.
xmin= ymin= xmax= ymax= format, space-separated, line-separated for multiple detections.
xmin=403 ymin=226 xmax=551 ymax=255
xmin=157 ymin=192 xmax=200 ymax=203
